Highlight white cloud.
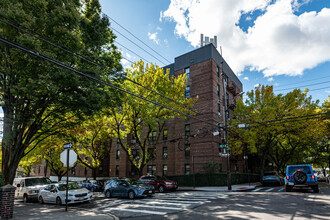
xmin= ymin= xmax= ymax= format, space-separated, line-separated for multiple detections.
xmin=243 ymin=77 xmax=249 ymax=81
xmin=125 ymin=53 xmax=131 ymax=58
xmin=148 ymin=32 xmax=160 ymax=44
xmin=267 ymin=77 xmax=274 ymax=82
xmin=156 ymin=26 xmax=163 ymax=31
xmin=326 ymin=90 xmax=330 ymax=93
xmin=161 ymin=0 xmax=330 ymax=77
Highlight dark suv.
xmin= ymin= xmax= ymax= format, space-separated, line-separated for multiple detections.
xmin=139 ymin=175 xmax=178 ymax=193
xmin=285 ymin=165 xmax=318 ymax=193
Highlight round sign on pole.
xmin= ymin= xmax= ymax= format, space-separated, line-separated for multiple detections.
xmin=60 ymin=150 xmax=77 ymax=167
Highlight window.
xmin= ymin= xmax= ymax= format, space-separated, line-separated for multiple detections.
xmin=149 ymin=131 xmax=156 ymax=144
xmin=184 ymin=124 xmax=190 ymax=137
xmin=185 ymin=86 xmax=190 ymax=98
xmin=217 ymin=85 xmax=220 ymax=97
xmin=184 ymin=67 xmax=190 ymax=78
xmin=223 ymin=74 xmax=228 ymax=84
xmin=163 ymin=147 xmax=168 ymax=159
xmin=147 ymin=165 xmax=156 ymax=175
xmin=184 ymin=144 xmax=190 ymax=156
xmin=132 ymin=149 xmax=140 ymax=159
xmin=38 ymin=166 xmax=40 ymax=174
xmin=226 ymin=93 xmax=229 ymax=107
xmin=116 ymin=165 xmax=119 ymax=176
xmin=163 ymin=129 xmax=168 ymax=141
xmin=217 ymin=66 xmax=220 ymax=78
xmin=185 ymin=164 xmax=191 ymax=175
xmin=99 ymin=166 xmax=103 ymax=175
xmin=163 ymin=165 xmax=168 ymax=176
xmin=218 ymin=104 xmax=221 ymax=116
xmin=116 ymin=150 xmax=120 ymax=159
xmin=148 ymin=148 xmax=156 ymax=160
xmin=71 ymin=167 xmax=76 ymax=176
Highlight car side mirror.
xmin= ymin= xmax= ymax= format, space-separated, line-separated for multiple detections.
xmin=16 ymin=184 xmax=20 ymax=187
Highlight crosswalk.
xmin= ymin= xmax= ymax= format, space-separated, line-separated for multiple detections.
xmin=92 ymin=192 xmax=224 ymax=218
xmin=252 ymin=187 xmax=285 ymax=192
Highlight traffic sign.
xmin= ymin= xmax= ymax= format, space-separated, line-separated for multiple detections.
xmin=63 ymin=142 xmax=73 ymax=149
xmin=218 ymin=144 xmax=226 ymax=148
xmin=219 ymin=153 xmax=230 ymax=157
xmin=60 ymin=150 xmax=77 ymax=167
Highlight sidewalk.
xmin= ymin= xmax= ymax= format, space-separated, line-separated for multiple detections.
xmin=11 ymin=183 xmax=258 ymax=220
xmin=12 ymin=201 xmax=119 ymax=220
xmin=177 ymin=182 xmax=260 ymax=192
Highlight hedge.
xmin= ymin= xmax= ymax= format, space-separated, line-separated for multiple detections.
xmin=167 ymin=172 xmax=260 ymax=187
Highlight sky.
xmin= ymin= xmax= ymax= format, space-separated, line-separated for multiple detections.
xmin=99 ymin=0 xmax=330 ymax=104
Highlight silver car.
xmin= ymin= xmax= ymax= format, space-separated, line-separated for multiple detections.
xmin=38 ymin=182 xmax=92 ymax=205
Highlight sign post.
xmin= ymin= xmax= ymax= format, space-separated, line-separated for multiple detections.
xmin=60 ymin=142 xmax=74 ymax=212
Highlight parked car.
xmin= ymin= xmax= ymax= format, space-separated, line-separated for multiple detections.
xmin=104 ymin=179 xmax=154 ymax=199
xmin=261 ymin=171 xmax=284 ymax=186
xmin=13 ymin=177 xmax=52 ymax=202
xmin=285 ymin=164 xmax=318 ymax=193
xmin=81 ymin=180 xmax=103 ymax=192
xmin=139 ymin=175 xmax=178 ymax=193
xmin=38 ymin=182 xmax=92 ymax=205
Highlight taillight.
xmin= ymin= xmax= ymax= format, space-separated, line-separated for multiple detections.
xmin=297 ymin=169 xmax=301 ymax=171
xmin=311 ymin=175 xmax=315 ymax=179
xmin=286 ymin=176 xmax=290 ymax=180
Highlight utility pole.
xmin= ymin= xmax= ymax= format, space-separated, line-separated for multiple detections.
xmin=221 ymin=62 xmax=232 ymax=191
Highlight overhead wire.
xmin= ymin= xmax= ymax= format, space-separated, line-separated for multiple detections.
xmin=104 ymin=14 xmax=172 ymax=64
xmin=0 ymin=36 xmax=216 ymax=128
xmin=0 ymin=15 xmax=198 ymax=114
xmin=275 ymin=80 xmax=330 ymax=92
xmin=115 ymin=41 xmax=151 ymax=64
xmin=111 ymin=27 xmax=167 ymax=66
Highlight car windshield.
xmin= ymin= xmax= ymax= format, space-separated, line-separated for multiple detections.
xmin=288 ymin=166 xmax=311 ymax=174
xmin=57 ymin=182 xmax=82 ymax=191
xmin=264 ymin=172 xmax=277 ymax=176
xmin=125 ymin=179 xmax=143 ymax=185
xmin=25 ymin=178 xmax=52 ymax=186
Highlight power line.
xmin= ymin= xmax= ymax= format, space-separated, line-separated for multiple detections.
xmin=0 ymin=15 xmax=197 ymax=114
xmin=275 ymin=80 xmax=330 ymax=92
xmin=231 ymin=112 xmax=329 ymax=127
xmin=0 ymin=36 xmax=215 ymax=128
xmin=111 ymin=27 xmax=167 ymax=66
xmin=275 ymin=75 xmax=330 ymax=88
xmin=115 ymin=41 xmax=151 ymax=63
xmin=104 ymin=14 xmax=172 ymax=64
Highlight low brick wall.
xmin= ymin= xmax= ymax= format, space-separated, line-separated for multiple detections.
xmin=0 ymin=185 xmax=16 ymax=219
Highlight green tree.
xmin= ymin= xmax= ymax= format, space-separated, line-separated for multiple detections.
xmin=110 ymin=61 xmax=196 ymax=176
xmin=72 ymin=111 xmax=115 ymax=180
xmin=230 ymin=86 xmax=319 ymax=175
xmin=0 ymin=0 xmax=121 ymax=184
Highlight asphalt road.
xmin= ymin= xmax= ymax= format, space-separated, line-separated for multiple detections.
xmin=12 ymin=183 xmax=330 ymax=220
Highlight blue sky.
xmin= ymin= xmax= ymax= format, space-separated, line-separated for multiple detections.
xmin=99 ymin=0 xmax=330 ymax=104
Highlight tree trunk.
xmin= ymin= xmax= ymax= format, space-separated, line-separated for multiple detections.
xmin=92 ymin=168 xmax=97 ymax=180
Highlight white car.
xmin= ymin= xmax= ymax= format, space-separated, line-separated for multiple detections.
xmin=38 ymin=182 xmax=92 ymax=205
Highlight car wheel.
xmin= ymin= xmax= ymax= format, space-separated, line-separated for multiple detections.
xmin=285 ymin=185 xmax=292 ymax=192
xmin=158 ymin=185 xmax=165 ymax=193
xmin=128 ymin=190 xmax=135 ymax=200
xmin=38 ymin=196 xmax=44 ymax=204
xmin=56 ymin=197 xmax=62 ymax=205
xmin=293 ymin=171 xmax=307 ymax=184
xmin=312 ymin=185 xmax=319 ymax=193
xmin=105 ymin=190 xmax=111 ymax=198
xmin=23 ymin=194 xmax=29 ymax=203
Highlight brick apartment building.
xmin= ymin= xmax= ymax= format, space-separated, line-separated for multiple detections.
xmin=31 ymin=40 xmax=244 ymax=180
xmin=108 ymin=42 xmax=244 ymax=178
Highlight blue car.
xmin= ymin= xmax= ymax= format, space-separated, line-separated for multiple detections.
xmin=81 ymin=180 xmax=103 ymax=192
xmin=285 ymin=164 xmax=319 ymax=193
xmin=104 ymin=178 xmax=155 ymax=199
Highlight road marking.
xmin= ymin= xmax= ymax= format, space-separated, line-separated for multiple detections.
xmin=154 ymin=199 xmax=201 ymax=204
xmin=134 ymin=200 xmax=191 ymax=207
xmin=265 ymin=188 xmax=274 ymax=192
xmin=252 ymin=188 xmax=263 ymax=192
xmin=278 ymin=188 xmax=284 ymax=192
xmin=106 ymin=208 xmax=167 ymax=215
xmin=128 ymin=204 xmax=183 ymax=211
xmin=156 ymin=197 xmax=208 ymax=201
